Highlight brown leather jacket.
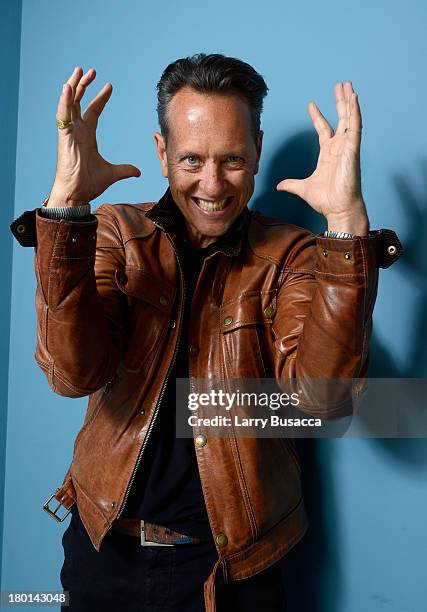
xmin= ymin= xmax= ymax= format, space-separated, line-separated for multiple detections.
xmin=11 ymin=190 xmax=402 ymax=611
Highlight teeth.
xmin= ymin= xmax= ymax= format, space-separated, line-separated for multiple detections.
xmin=197 ymin=198 xmax=228 ymax=212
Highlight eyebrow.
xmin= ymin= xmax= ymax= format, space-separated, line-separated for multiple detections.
xmin=177 ymin=152 xmax=201 ymax=158
xmin=176 ymin=151 xmax=246 ymax=159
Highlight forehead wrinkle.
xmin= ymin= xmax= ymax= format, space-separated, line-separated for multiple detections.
xmin=173 ymin=137 xmax=247 ymax=160
xmin=169 ymin=122 xmax=245 ymax=158
xmin=170 ymin=112 xmax=251 ymax=152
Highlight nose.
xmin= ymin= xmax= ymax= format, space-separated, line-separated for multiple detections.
xmin=199 ymin=162 xmax=225 ymax=199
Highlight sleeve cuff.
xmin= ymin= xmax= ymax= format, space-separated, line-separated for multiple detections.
xmin=316 ymin=229 xmax=403 ymax=272
xmin=39 ymin=203 xmax=91 ymax=220
xmin=10 ymin=208 xmax=98 ymax=248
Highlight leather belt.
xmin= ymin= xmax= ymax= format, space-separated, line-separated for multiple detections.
xmin=112 ymin=518 xmax=202 ymax=546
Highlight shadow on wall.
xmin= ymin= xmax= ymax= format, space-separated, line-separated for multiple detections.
xmin=251 ymin=129 xmax=325 ymax=233
xmin=391 ymin=161 xmax=427 ymax=377
xmin=252 ymin=135 xmax=427 ymax=612
xmin=369 ymin=160 xmax=427 ymax=477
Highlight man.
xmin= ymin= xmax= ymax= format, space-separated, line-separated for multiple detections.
xmin=10 ymin=54 xmax=402 ymax=611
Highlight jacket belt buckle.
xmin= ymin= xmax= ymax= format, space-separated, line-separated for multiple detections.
xmin=140 ymin=520 xmax=174 ymax=547
xmin=42 ymin=492 xmax=73 ymax=522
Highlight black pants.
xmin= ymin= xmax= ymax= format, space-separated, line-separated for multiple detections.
xmin=60 ymin=506 xmax=287 ymax=611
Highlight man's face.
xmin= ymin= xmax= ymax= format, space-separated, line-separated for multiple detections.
xmin=154 ymin=87 xmax=263 ymax=248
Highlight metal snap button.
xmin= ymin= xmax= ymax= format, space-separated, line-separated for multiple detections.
xmin=223 ymin=316 xmax=233 ymax=326
xmin=16 ymin=224 xmax=26 ymax=234
xmin=387 ymin=245 xmax=397 ymax=256
xmin=322 ymin=249 xmax=328 ymax=257
xmin=216 ymin=532 xmax=228 ymax=547
xmin=344 ymin=251 xmax=351 ymax=260
xmin=264 ymin=306 xmax=273 ymax=318
xmin=195 ymin=434 xmax=207 ymax=447
xmin=189 ymin=345 xmax=199 ymax=355
xmin=71 ymin=237 xmax=77 ymax=243
xmin=159 ymin=295 xmax=169 ymax=306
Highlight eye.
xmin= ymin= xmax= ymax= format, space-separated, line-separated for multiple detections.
xmin=185 ymin=155 xmax=200 ymax=166
xmin=227 ymin=156 xmax=244 ymax=164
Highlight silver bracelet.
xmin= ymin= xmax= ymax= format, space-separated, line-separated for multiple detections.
xmin=39 ymin=196 xmax=91 ymax=220
xmin=324 ymin=230 xmax=355 ymax=239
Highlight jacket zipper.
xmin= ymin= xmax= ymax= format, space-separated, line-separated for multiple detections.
xmin=116 ymin=231 xmax=186 ymax=518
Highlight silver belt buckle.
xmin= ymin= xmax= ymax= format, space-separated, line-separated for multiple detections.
xmin=43 ymin=492 xmax=72 ymax=522
xmin=140 ymin=520 xmax=174 ymax=547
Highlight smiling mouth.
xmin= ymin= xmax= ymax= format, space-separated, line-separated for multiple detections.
xmin=192 ymin=196 xmax=232 ymax=212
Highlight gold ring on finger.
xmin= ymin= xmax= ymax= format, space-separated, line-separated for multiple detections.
xmin=56 ymin=118 xmax=72 ymax=130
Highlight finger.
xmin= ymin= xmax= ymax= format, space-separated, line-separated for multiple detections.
xmin=343 ymin=81 xmax=354 ymax=132
xmin=66 ymin=66 xmax=84 ymax=92
xmin=308 ymin=102 xmax=334 ymax=144
xmin=348 ymin=92 xmax=363 ymax=147
xmin=276 ymin=178 xmax=306 ymax=200
xmin=343 ymin=80 xmax=353 ymax=109
xmin=74 ymin=67 xmax=97 ymax=106
xmin=110 ymin=163 xmax=142 ymax=183
xmin=56 ymin=83 xmax=72 ymax=126
xmin=335 ymin=82 xmax=348 ymax=135
xmin=66 ymin=66 xmax=84 ymax=121
xmin=55 ymin=66 xmax=82 ymax=127
xmin=82 ymin=83 xmax=113 ymax=130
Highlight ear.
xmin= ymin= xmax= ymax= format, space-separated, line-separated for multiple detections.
xmin=154 ymin=132 xmax=168 ymax=178
xmin=254 ymin=130 xmax=263 ymax=175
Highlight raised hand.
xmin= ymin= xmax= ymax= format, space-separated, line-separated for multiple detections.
xmin=48 ymin=67 xmax=141 ymax=207
xmin=277 ymin=82 xmax=369 ymax=235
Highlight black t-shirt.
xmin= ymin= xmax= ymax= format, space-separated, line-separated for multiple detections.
xmin=120 ymin=195 xmax=244 ymax=542
xmin=120 ymin=231 xmax=215 ymax=541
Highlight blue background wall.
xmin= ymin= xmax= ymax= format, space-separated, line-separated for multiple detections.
xmin=0 ymin=0 xmax=22 ymax=593
xmin=2 ymin=1 xmax=426 ymax=610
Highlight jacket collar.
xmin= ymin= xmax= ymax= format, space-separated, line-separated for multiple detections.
xmin=145 ymin=187 xmax=250 ymax=258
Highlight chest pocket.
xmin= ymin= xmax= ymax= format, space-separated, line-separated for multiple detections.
xmin=220 ymin=290 xmax=276 ymax=378
xmin=115 ymin=266 xmax=176 ymax=375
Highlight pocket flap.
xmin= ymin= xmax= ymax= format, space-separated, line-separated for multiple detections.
xmin=220 ymin=290 xmax=277 ymax=332
xmin=115 ymin=266 xmax=175 ymax=313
